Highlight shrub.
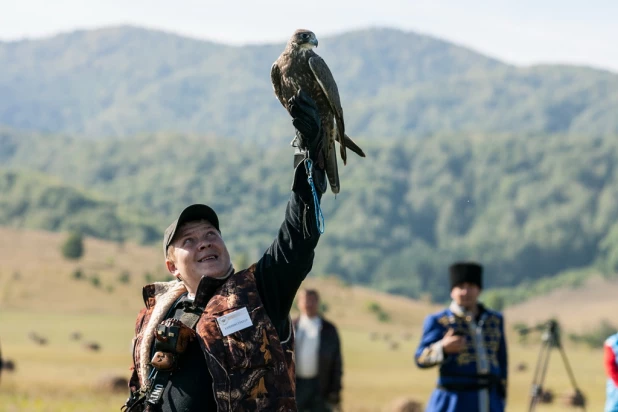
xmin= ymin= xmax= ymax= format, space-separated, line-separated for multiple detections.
xmin=90 ymin=274 xmax=101 ymax=288
xmin=568 ymin=320 xmax=617 ymax=349
xmin=72 ymin=268 xmax=84 ymax=280
xmin=118 ymin=270 xmax=131 ymax=284
xmin=366 ymin=300 xmax=390 ymax=323
xmin=61 ymin=231 xmax=84 ymax=260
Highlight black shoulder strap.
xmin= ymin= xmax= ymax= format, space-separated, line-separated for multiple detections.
xmin=177 ymin=274 xmax=223 ymax=328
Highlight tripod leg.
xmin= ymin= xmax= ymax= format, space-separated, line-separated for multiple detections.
xmin=557 ymin=345 xmax=586 ymax=411
xmin=528 ymin=342 xmax=546 ymax=412
xmin=528 ymin=340 xmax=552 ymax=412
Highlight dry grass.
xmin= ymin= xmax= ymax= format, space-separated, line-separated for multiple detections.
xmin=0 ymin=311 xmax=607 ymax=412
xmin=505 ymin=275 xmax=618 ymax=331
xmin=0 ymin=228 xmax=610 ymax=411
xmin=0 ymin=227 xmax=164 ymax=314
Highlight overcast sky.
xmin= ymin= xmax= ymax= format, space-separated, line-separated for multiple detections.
xmin=2 ymin=0 xmax=616 ymax=72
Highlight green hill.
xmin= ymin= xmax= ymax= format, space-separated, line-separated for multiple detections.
xmin=3 ymin=129 xmax=618 ymax=301
xmin=0 ymin=168 xmax=160 ymax=243
xmin=1 ymin=26 xmax=617 ymax=140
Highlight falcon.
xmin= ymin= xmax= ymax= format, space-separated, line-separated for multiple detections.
xmin=271 ymin=29 xmax=365 ymax=194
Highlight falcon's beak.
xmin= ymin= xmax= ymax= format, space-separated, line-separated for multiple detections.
xmin=310 ymin=38 xmax=318 ymax=47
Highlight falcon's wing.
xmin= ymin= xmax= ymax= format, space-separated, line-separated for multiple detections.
xmin=270 ymin=62 xmax=287 ymax=109
xmin=308 ymin=55 xmax=347 ymax=163
xmin=308 ymin=55 xmax=344 ymax=130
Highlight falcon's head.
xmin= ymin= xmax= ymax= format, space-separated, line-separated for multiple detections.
xmin=289 ymin=29 xmax=318 ymax=50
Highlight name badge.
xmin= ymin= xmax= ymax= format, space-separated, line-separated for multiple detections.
xmin=216 ymin=307 xmax=253 ymax=336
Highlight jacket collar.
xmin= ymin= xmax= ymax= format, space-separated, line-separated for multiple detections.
xmin=138 ymin=280 xmax=187 ymax=385
xmin=449 ymin=301 xmax=487 ymax=320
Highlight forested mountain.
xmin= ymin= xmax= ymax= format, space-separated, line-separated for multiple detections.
xmin=1 ymin=26 xmax=617 ymax=140
xmin=0 ymin=167 xmax=159 ymax=243
xmin=3 ymin=129 xmax=618 ymax=301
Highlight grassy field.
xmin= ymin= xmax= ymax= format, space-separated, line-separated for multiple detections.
xmin=0 ymin=228 xmax=611 ymax=411
xmin=0 ymin=309 xmax=607 ymax=411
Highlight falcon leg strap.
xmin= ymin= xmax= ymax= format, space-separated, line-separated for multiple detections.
xmin=304 ymin=158 xmax=325 ymax=234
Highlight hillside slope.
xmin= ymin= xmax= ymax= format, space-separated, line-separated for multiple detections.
xmin=1 ymin=26 xmax=617 ymax=139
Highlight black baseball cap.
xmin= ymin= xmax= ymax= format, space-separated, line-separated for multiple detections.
xmin=163 ymin=204 xmax=220 ymax=259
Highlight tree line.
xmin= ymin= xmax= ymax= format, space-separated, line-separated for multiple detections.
xmin=2 ymin=130 xmax=617 ymax=301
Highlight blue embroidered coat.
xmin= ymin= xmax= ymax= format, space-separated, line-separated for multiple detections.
xmin=415 ymin=302 xmax=508 ymax=412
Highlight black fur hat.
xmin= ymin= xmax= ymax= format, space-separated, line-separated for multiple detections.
xmin=449 ymin=262 xmax=483 ymax=289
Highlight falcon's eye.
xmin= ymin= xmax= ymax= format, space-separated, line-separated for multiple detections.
xmin=302 ymin=33 xmax=309 ymax=39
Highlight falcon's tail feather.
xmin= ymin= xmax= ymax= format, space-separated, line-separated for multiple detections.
xmin=336 ymin=121 xmax=347 ymax=165
xmin=342 ymin=134 xmax=366 ymax=158
xmin=325 ymin=141 xmax=340 ymax=194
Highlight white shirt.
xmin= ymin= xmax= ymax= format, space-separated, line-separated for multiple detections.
xmin=295 ymin=314 xmax=321 ymax=379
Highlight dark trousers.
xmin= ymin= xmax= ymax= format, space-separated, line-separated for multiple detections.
xmin=296 ymin=377 xmax=329 ymax=412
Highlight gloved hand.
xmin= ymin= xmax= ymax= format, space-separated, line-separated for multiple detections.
xmin=288 ymin=89 xmax=327 ymax=195
xmin=287 ymin=89 xmax=323 ymax=168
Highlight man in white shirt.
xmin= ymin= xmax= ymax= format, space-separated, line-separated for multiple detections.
xmin=294 ymin=289 xmax=343 ymax=412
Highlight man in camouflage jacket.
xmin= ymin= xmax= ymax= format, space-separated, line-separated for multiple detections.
xmin=124 ymin=90 xmax=327 ymax=412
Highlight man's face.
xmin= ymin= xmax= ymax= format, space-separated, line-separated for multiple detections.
xmin=298 ymin=292 xmax=319 ymax=318
xmin=450 ymin=282 xmax=481 ymax=310
xmin=166 ymin=220 xmax=231 ymax=284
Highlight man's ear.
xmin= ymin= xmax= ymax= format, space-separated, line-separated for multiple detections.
xmin=166 ymin=259 xmax=179 ymax=278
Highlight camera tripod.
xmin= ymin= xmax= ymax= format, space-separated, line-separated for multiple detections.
xmin=522 ymin=320 xmax=586 ymax=412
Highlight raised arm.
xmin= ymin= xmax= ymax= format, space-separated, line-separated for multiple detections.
xmin=253 ymin=90 xmax=327 ymax=333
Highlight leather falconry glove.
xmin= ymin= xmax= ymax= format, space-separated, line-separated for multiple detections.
xmin=289 ymin=89 xmax=322 ymax=162
xmin=288 ymin=89 xmax=327 ymax=194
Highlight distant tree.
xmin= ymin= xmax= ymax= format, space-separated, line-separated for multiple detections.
xmin=319 ymin=301 xmax=329 ymax=314
xmin=377 ymin=311 xmax=391 ymax=323
xmin=118 ymin=270 xmax=131 ymax=284
xmin=71 ymin=268 xmax=84 ymax=280
xmin=483 ymin=294 xmax=505 ymax=311
xmin=512 ymin=322 xmax=530 ymax=344
xmin=366 ymin=301 xmax=390 ymax=323
xmin=568 ymin=319 xmax=617 ymax=349
xmin=90 ymin=274 xmax=101 ymax=288
xmin=61 ymin=231 xmax=84 ymax=260
xmin=366 ymin=301 xmax=382 ymax=313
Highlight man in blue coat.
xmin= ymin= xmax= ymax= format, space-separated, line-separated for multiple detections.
xmin=415 ymin=262 xmax=508 ymax=412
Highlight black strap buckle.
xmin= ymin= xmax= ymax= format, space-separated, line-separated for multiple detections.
xmin=121 ymin=387 xmax=147 ymax=411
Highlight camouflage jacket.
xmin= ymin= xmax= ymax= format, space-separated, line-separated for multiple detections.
xmin=129 ymin=266 xmax=296 ymax=412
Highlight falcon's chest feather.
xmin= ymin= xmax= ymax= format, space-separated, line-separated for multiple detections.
xmin=277 ymin=50 xmax=330 ymax=112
